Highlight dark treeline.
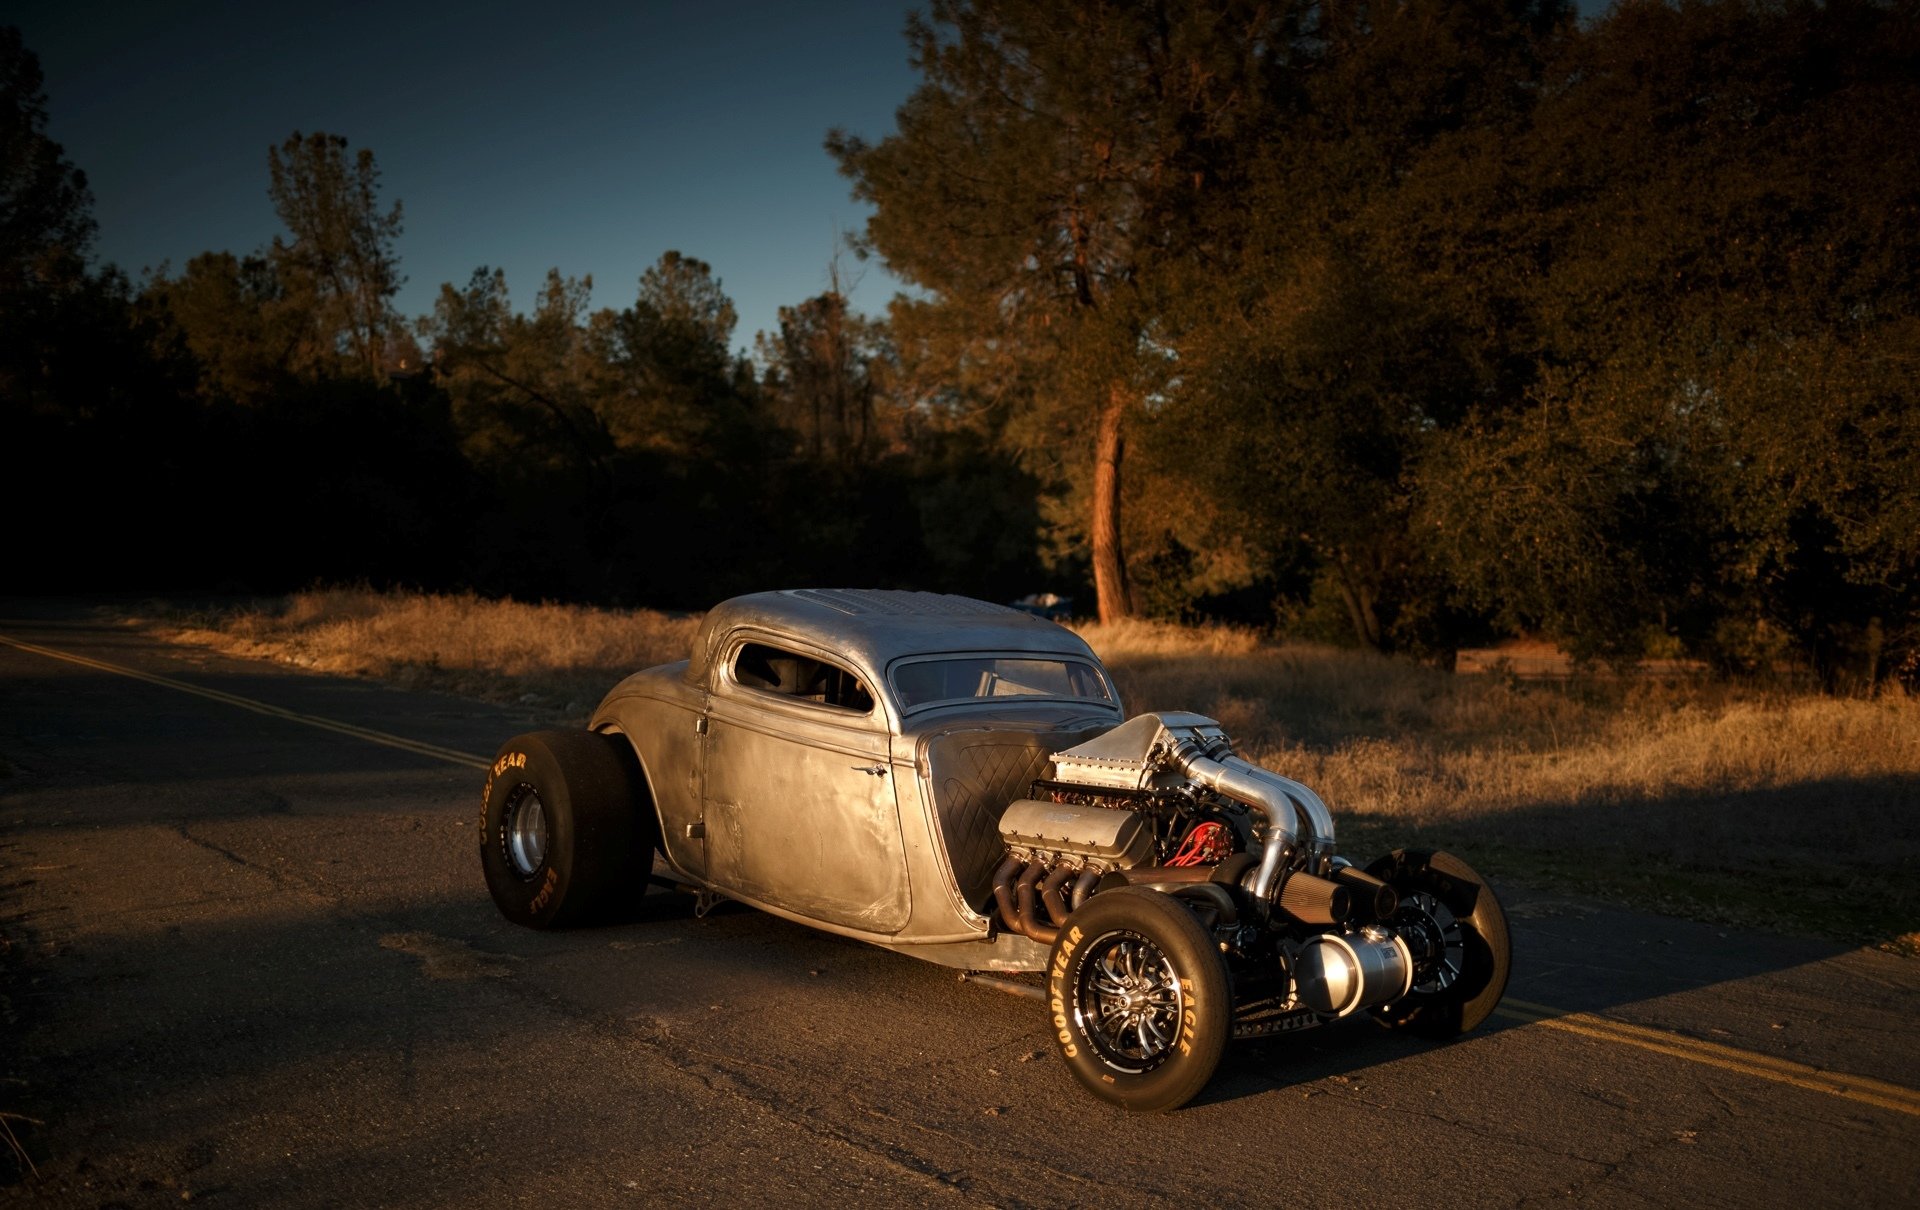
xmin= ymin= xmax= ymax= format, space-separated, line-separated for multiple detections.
xmin=5 ymin=78 xmax=1049 ymax=610
xmin=5 ymin=2 xmax=1917 ymax=688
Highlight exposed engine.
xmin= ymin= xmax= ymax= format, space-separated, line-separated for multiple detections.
xmin=994 ymin=712 xmax=1417 ymax=1027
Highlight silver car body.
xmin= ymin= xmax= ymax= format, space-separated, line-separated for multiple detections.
xmin=589 ymin=588 xmax=1124 ymax=971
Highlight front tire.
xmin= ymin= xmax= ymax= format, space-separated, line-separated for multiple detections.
xmin=1047 ymin=886 xmax=1231 ymax=1112
xmin=480 ymin=729 xmax=656 ymax=929
xmin=1365 ymin=849 xmax=1512 ymax=1037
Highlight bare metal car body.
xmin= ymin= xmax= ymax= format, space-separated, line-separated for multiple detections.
xmin=589 ymin=588 xmax=1119 ymax=971
xmin=485 ymin=588 xmax=1511 ymax=1111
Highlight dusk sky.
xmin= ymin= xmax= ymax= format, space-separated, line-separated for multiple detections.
xmin=13 ymin=0 xmax=921 ymax=356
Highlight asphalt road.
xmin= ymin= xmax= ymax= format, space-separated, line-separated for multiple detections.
xmin=2 ymin=607 xmax=1916 ymax=1208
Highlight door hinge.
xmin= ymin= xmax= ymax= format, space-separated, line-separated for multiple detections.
xmin=684 ymin=820 xmax=706 ymax=839
xmin=695 ymin=715 xmax=708 ymax=735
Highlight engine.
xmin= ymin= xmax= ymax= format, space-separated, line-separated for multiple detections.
xmin=993 ymin=711 xmax=1412 ymax=1021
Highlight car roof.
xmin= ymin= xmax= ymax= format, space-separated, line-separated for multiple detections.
xmin=688 ymin=588 xmax=1099 ymax=685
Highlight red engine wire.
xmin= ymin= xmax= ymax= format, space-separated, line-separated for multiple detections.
xmin=1167 ymin=821 xmax=1229 ymax=866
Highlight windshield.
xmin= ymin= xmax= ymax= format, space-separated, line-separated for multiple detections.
xmin=889 ymin=656 xmax=1113 ymax=710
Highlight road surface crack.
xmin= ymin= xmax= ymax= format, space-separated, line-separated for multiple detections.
xmin=1508 ymin=1106 xmax=1724 ymax=1207
xmin=169 ymin=824 xmax=339 ymax=910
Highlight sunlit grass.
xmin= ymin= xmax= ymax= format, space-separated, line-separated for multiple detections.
xmin=1078 ymin=620 xmax=1919 ymax=947
xmin=129 ymin=591 xmax=1920 ymax=948
xmin=130 ymin=588 xmax=700 ymax=716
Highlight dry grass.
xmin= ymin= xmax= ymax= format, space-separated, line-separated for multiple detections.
xmin=1082 ymin=620 xmax=1915 ymax=822
xmin=1078 ymin=619 xmax=1920 ymax=948
xmin=129 ymin=589 xmax=700 ymax=716
xmin=128 ymin=593 xmax=1919 ymax=948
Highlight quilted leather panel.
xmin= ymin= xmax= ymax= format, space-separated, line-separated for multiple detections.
xmin=925 ymin=727 xmax=1109 ymax=910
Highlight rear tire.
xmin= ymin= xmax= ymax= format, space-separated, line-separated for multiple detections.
xmin=480 ymin=729 xmax=656 ymax=929
xmin=1365 ymin=849 xmax=1511 ymax=1037
xmin=1047 ymin=886 xmax=1231 ymax=1112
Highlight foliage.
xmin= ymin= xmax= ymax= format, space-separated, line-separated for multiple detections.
xmin=831 ymin=0 xmax=1916 ymax=684
xmin=1 ymin=25 xmax=98 ymax=419
xmin=140 ymin=251 xmax=300 ymax=406
xmin=0 ymin=27 xmax=92 ymax=303
xmin=266 ymin=132 xmax=407 ymax=378
xmin=1407 ymin=0 xmax=1920 ymax=684
xmin=9 ymin=5 xmax=1919 ymax=690
xmin=829 ymin=0 xmax=1290 ymax=620
xmin=756 ymin=285 xmax=887 ymax=466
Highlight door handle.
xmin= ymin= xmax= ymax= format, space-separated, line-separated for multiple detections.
xmin=851 ymin=765 xmax=888 ymax=777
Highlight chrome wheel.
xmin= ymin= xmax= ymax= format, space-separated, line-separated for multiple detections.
xmin=1397 ymin=890 xmax=1465 ymax=994
xmin=504 ymin=784 xmax=548 ymax=879
xmin=1074 ymin=929 xmax=1185 ymax=1074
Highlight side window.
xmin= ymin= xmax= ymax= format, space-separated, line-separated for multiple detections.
xmin=732 ymin=642 xmax=876 ymax=714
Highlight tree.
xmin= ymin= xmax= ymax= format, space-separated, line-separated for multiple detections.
xmin=831 ymin=0 xmax=1284 ymax=620
xmin=0 ymin=27 xmax=92 ymax=302
xmin=755 ymin=273 xmax=888 ymax=466
xmin=141 ymin=251 xmax=300 ymax=406
xmin=266 ymin=131 xmax=404 ymax=378
xmin=588 ymin=251 xmax=758 ymax=458
xmin=1151 ymin=244 xmax=1481 ymax=647
xmin=1410 ymin=0 xmax=1920 ymax=679
xmin=1091 ymin=0 xmax=1566 ymax=644
xmin=1 ymin=25 xmax=97 ymax=411
xmin=424 ymin=265 xmax=617 ymax=483
xmin=636 ymin=249 xmax=736 ymax=351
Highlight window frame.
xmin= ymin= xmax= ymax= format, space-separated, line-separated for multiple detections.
xmin=884 ymin=650 xmax=1117 ymax=716
xmin=718 ymin=632 xmax=880 ymax=721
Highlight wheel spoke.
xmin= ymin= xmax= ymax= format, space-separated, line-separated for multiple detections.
xmin=1134 ymin=1016 xmax=1164 ymax=1057
xmin=1140 ymin=1012 xmax=1170 ymax=1048
xmin=1391 ymin=889 xmax=1473 ymax=994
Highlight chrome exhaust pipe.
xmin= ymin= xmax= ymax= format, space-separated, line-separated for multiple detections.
xmin=1219 ymin=756 xmax=1336 ymax=869
xmin=1169 ymin=739 xmax=1300 ymax=904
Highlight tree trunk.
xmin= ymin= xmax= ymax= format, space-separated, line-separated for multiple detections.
xmin=1092 ymin=387 xmax=1133 ymax=623
xmin=1332 ymin=551 xmax=1383 ymax=650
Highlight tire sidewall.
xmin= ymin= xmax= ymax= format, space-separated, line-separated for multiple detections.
xmin=481 ymin=736 xmax=577 ymax=928
xmin=479 ymin=730 xmax=646 ymax=929
xmin=1047 ymin=886 xmax=1231 ymax=1112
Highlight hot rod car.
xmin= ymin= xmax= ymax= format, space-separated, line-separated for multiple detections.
xmin=480 ymin=589 xmax=1511 ymax=1111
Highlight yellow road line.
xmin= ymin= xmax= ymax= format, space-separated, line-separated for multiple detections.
xmin=1496 ymin=998 xmax=1920 ymax=1118
xmin=0 ymin=632 xmax=489 ymax=771
xmin=8 ymin=631 xmax=1919 ymax=1118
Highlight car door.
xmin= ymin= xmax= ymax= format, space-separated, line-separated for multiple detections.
xmin=701 ymin=634 xmax=910 ymax=934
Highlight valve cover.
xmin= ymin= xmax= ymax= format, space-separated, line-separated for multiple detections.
xmin=998 ymin=799 xmax=1154 ymax=868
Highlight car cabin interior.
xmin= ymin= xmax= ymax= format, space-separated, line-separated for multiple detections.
xmin=732 ymin=642 xmax=875 ymax=713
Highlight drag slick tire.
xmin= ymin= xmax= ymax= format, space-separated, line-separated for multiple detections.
xmin=1047 ymin=886 xmax=1232 ymax=1112
xmin=480 ymin=729 xmax=655 ymax=929
xmin=1365 ymin=849 xmax=1512 ymax=1037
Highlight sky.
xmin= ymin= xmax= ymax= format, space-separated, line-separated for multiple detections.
xmin=12 ymin=0 xmax=922 ymax=357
